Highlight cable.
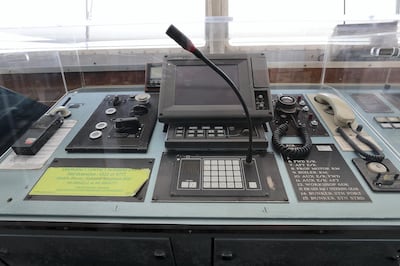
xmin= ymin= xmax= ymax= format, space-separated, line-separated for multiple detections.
xmin=272 ymin=122 xmax=313 ymax=159
xmin=336 ymin=123 xmax=385 ymax=162
xmin=195 ymin=52 xmax=254 ymax=163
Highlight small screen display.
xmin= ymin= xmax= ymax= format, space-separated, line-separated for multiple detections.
xmin=174 ymin=64 xmax=240 ymax=105
xmin=150 ymin=66 xmax=162 ymax=79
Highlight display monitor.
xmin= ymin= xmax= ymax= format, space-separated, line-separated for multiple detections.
xmin=158 ymin=54 xmax=272 ymax=123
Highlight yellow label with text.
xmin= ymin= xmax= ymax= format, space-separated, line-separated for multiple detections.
xmin=29 ymin=167 xmax=150 ymax=197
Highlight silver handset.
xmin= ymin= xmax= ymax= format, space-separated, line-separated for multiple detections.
xmin=314 ymin=92 xmax=355 ymax=127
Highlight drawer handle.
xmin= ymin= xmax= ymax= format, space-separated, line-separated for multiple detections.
xmin=153 ymin=249 xmax=167 ymax=259
xmin=221 ymin=251 xmax=233 ymax=260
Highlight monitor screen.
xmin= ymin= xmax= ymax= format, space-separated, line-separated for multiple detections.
xmin=174 ymin=64 xmax=240 ymax=105
xmin=158 ymin=54 xmax=272 ymax=123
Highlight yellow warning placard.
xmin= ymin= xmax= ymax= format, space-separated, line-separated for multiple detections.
xmin=29 ymin=167 xmax=150 ymax=197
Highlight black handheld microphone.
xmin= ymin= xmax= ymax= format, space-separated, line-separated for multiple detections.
xmin=166 ymin=24 xmax=254 ymax=163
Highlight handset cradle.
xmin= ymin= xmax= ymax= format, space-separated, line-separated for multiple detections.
xmin=315 ymin=92 xmax=384 ymax=162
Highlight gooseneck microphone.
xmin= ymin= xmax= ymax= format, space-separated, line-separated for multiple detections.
xmin=166 ymin=24 xmax=254 ymax=163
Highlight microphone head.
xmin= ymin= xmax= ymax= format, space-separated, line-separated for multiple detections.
xmin=166 ymin=24 xmax=196 ymax=53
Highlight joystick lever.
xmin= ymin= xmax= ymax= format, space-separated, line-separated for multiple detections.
xmin=115 ymin=117 xmax=140 ymax=133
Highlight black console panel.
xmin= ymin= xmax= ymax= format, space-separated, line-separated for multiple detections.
xmin=270 ymin=94 xmax=328 ymax=137
xmin=153 ymin=151 xmax=287 ymax=202
xmin=66 ymin=93 xmax=158 ymax=153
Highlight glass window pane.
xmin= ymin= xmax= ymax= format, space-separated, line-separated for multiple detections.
xmin=229 ymin=0 xmax=398 ymax=46
xmin=0 ymin=0 xmax=85 ymax=27
xmin=0 ymin=0 xmax=205 ymax=51
xmin=345 ymin=0 xmax=397 ymax=20
xmin=87 ymin=0 xmax=205 ymax=48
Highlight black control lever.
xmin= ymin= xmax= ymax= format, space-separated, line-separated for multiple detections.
xmin=115 ymin=117 xmax=140 ymax=133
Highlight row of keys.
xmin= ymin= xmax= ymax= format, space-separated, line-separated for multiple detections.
xmin=204 ymin=165 xmax=241 ymax=171
xmin=183 ymin=126 xmax=225 ymax=130
xmin=375 ymin=116 xmax=400 ymax=122
xmin=203 ymin=181 xmax=243 ymax=189
xmin=175 ymin=126 xmax=226 ymax=138
xmin=180 ymin=181 xmax=197 ymax=189
xmin=180 ymin=179 xmax=245 ymax=189
xmin=202 ymin=181 xmax=258 ymax=189
xmin=203 ymin=176 xmax=242 ymax=182
xmin=204 ymin=159 xmax=240 ymax=166
xmin=204 ymin=169 xmax=241 ymax=176
xmin=374 ymin=116 xmax=400 ymax=129
xmin=181 ymin=181 xmax=260 ymax=190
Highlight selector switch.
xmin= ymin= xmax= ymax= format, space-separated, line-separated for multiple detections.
xmin=367 ymin=162 xmax=388 ymax=174
xmin=367 ymin=162 xmax=398 ymax=186
xmin=135 ymin=93 xmax=151 ymax=104
xmin=353 ymin=158 xmax=400 ymax=191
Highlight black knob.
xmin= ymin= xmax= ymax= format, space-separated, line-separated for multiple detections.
xmin=130 ymin=105 xmax=148 ymax=116
xmin=112 ymin=96 xmax=121 ymax=106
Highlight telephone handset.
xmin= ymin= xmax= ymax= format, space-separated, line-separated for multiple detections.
xmin=314 ymin=92 xmax=384 ymax=162
xmin=314 ymin=92 xmax=355 ymax=127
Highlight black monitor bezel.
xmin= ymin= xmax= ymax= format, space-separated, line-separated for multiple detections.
xmin=158 ymin=54 xmax=269 ymax=123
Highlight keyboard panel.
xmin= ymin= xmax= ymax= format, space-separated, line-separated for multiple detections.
xmin=165 ymin=124 xmax=268 ymax=151
xmin=172 ymin=156 xmax=266 ymax=197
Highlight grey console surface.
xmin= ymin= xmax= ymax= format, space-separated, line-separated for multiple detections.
xmin=0 ymin=85 xmax=400 ymax=226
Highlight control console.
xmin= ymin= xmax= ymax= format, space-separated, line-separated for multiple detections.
xmin=66 ymin=93 xmax=158 ymax=153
